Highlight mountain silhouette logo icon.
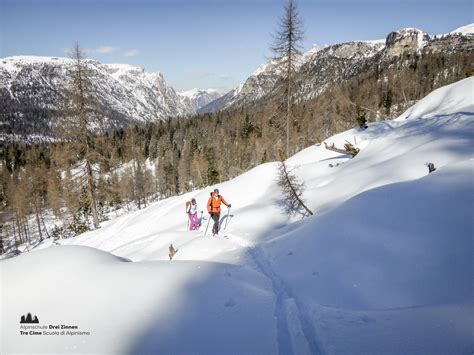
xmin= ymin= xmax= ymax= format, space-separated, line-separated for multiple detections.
xmin=20 ymin=313 xmax=39 ymax=323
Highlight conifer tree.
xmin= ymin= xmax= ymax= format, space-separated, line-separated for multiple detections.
xmin=56 ymin=43 xmax=105 ymax=229
xmin=271 ymin=0 xmax=304 ymax=157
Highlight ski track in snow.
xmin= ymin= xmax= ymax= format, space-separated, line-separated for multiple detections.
xmin=247 ymin=245 xmax=322 ymax=355
xmin=226 ymin=232 xmax=322 ymax=355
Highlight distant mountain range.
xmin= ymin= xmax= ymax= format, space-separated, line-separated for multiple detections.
xmin=1 ymin=24 xmax=472 ymax=140
xmin=0 ymin=56 xmax=227 ymax=139
xmin=199 ymin=24 xmax=473 ymax=113
xmin=178 ymin=88 xmax=223 ymax=111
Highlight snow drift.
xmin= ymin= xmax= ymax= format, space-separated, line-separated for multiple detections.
xmin=1 ymin=246 xmax=275 ymax=354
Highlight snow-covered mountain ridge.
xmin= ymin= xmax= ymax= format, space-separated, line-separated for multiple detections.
xmin=2 ymin=77 xmax=472 ymax=354
xmin=449 ymin=23 xmax=474 ymax=35
xmin=200 ymin=23 xmax=473 ymax=113
xmin=2 ymin=23 xmax=471 ymax=138
xmin=0 ymin=56 xmax=215 ymax=139
xmin=178 ymin=88 xmax=222 ymax=110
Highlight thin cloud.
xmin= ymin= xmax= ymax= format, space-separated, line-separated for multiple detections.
xmin=96 ymin=46 xmax=117 ymax=54
xmin=124 ymin=49 xmax=140 ymax=57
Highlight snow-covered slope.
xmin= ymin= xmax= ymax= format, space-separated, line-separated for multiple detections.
xmin=449 ymin=23 xmax=474 ymax=35
xmin=395 ymin=76 xmax=474 ymax=121
xmin=1 ymin=246 xmax=275 ymax=354
xmin=178 ymin=88 xmax=222 ymax=110
xmin=2 ymin=78 xmax=473 ymax=354
xmin=0 ymin=56 xmax=195 ymax=137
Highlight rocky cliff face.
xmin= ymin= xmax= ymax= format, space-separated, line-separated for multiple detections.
xmin=384 ymin=28 xmax=430 ymax=57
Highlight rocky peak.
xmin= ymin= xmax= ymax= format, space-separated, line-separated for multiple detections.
xmin=385 ymin=28 xmax=430 ymax=56
xmin=178 ymin=88 xmax=222 ymax=110
xmin=324 ymin=40 xmax=384 ymax=59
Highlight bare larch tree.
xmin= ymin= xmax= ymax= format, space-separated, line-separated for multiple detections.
xmin=272 ymin=1 xmax=310 ymax=217
xmin=272 ymin=0 xmax=304 ymax=157
xmin=57 ymin=43 xmax=104 ymax=229
xmin=277 ymin=159 xmax=313 ymax=217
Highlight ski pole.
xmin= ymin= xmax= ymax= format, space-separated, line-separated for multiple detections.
xmin=204 ymin=214 xmax=211 ymax=236
xmin=186 ymin=213 xmax=190 ymax=231
xmin=224 ymin=206 xmax=231 ymax=230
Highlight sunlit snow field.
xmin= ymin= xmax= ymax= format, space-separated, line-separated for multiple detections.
xmin=2 ymin=78 xmax=473 ymax=354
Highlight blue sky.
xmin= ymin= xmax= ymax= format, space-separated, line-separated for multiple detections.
xmin=1 ymin=0 xmax=472 ymax=92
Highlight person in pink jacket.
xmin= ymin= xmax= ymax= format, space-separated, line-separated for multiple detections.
xmin=186 ymin=198 xmax=200 ymax=230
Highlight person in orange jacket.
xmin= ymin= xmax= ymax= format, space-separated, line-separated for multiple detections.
xmin=207 ymin=188 xmax=231 ymax=236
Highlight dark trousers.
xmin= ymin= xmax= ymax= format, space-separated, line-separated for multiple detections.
xmin=211 ymin=212 xmax=221 ymax=234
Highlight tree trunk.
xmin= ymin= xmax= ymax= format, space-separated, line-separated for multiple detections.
xmin=86 ymin=161 xmax=100 ymax=229
xmin=287 ymin=62 xmax=291 ymax=158
xmin=40 ymin=210 xmax=51 ymax=239
xmin=12 ymin=220 xmax=19 ymax=246
xmin=400 ymin=85 xmax=408 ymax=107
xmin=34 ymin=200 xmax=43 ymax=241
xmin=17 ymin=215 xmax=25 ymax=244
xmin=22 ymin=217 xmax=30 ymax=244
xmin=324 ymin=142 xmax=359 ymax=157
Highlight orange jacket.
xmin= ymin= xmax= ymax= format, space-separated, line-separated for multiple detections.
xmin=207 ymin=193 xmax=229 ymax=213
